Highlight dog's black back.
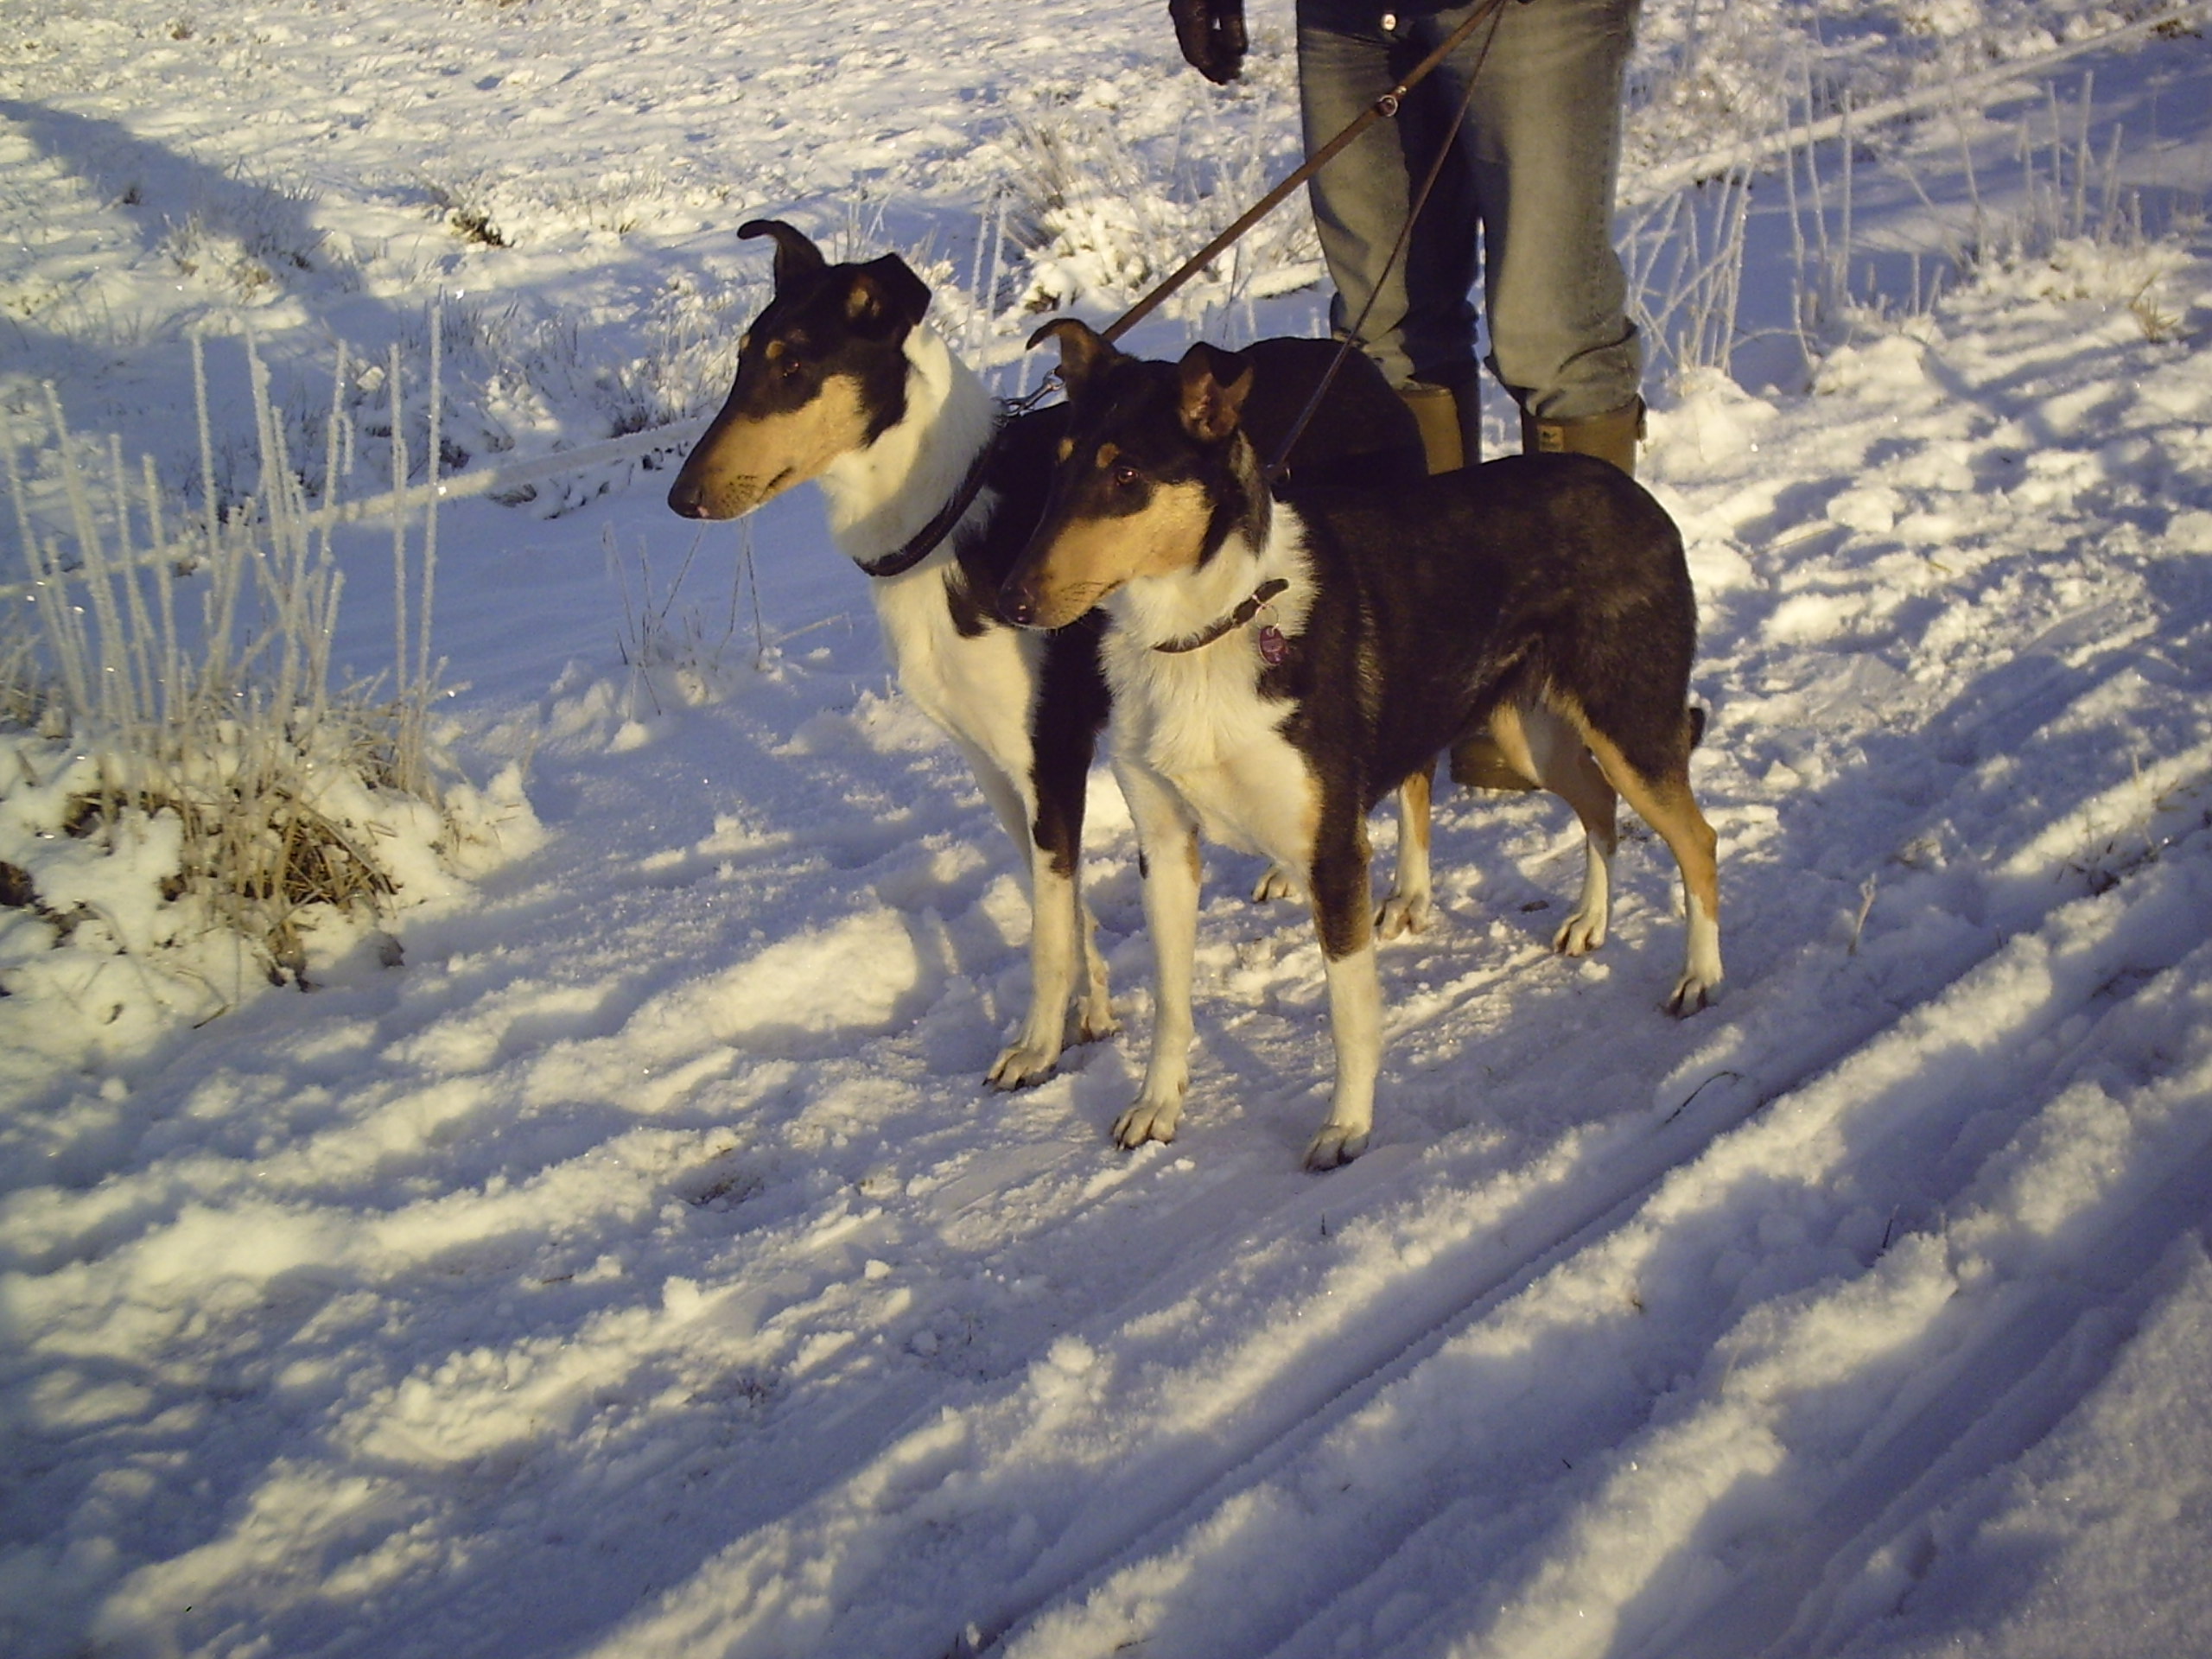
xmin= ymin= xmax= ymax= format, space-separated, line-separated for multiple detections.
xmin=1268 ymin=455 xmax=1698 ymax=817
xmin=951 ymin=337 xmax=1426 ymax=604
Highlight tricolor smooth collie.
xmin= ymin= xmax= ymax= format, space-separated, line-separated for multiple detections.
xmin=667 ymin=221 xmax=1424 ymax=1089
xmin=1001 ymin=324 xmax=1725 ymax=1171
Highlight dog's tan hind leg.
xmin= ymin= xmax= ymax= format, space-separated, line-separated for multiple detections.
xmin=1491 ymin=703 xmax=1620 ymax=955
xmin=1580 ymin=724 xmax=1723 ymax=1014
xmin=1376 ymin=766 xmax=1434 ymax=939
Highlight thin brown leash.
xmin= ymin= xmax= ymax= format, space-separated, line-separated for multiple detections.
xmin=1098 ymin=0 xmax=1514 ymax=349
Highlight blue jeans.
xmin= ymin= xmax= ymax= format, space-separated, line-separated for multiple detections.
xmin=1296 ymin=0 xmax=1642 ymax=421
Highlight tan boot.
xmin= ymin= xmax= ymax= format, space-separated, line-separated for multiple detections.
xmin=1398 ymin=383 xmax=1465 ymax=475
xmin=1521 ymin=397 xmax=1646 ymax=477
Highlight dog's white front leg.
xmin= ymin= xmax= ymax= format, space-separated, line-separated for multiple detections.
xmin=1306 ymin=944 xmax=1382 ymax=1170
xmin=1074 ymin=877 xmax=1117 ymax=1044
xmin=961 ymin=741 xmax=1076 ymax=1090
xmin=989 ymin=851 xmax=1080 ymax=1088
xmin=1114 ymin=763 xmax=1200 ymax=1149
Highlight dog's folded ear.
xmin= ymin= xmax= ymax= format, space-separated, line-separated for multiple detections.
xmin=845 ymin=255 xmax=931 ymax=336
xmin=1027 ymin=319 xmax=1122 ymax=399
xmin=1177 ymin=342 xmax=1255 ymax=443
xmin=738 ymin=219 xmax=827 ymax=288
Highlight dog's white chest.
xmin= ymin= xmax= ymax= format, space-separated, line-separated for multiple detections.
xmin=872 ymin=564 xmax=1038 ymax=761
xmin=1111 ymin=639 xmax=1317 ymax=864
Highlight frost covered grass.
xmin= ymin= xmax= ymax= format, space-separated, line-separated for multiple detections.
xmin=1624 ymin=58 xmax=2201 ymax=392
xmin=1003 ymin=92 xmax=1319 ymax=331
xmin=1 ymin=325 xmax=540 ymax=1061
xmin=605 ymin=518 xmax=774 ymax=720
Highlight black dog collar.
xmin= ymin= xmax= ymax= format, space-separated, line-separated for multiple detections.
xmin=856 ymin=426 xmax=1002 ymax=580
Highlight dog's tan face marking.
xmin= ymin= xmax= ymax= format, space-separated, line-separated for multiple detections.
xmin=1057 ymin=436 xmax=1074 ymax=462
xmin=672 ymin=374 xmax=869 ymax=519
xmin=670 ymin=231 xmax=932 ymax=524
xmin=1022 ymin=474 xmax=1211 ymax=628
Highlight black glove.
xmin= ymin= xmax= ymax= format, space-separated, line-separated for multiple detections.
xmin=1171 ymin=0 xmax=1248 ymax=85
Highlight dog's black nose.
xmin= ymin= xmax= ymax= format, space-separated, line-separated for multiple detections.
xmin=1000 ymin=582 xmax=1037 ymax=627
xmin=667 ymin=478 xmax=709 ymax=518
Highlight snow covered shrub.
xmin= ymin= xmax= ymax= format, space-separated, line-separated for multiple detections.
xmin=154 ymin=167 xmax=335 ymax=308
xmin=1999 ymin=234 xmax=2190 ymax=328
xmin=1 ymin=327 xmax=540 ymax=1060
xmin=1001 ymin=78 xmax=1321 ymax=327
xmin=1628 ymin=0 xmax=1812 ymax=162
xmin=421 ymin=275 xmax=766 ymax=515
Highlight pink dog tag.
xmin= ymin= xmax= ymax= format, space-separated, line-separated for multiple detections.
xmin=1257 ymin=625 xmax=1287 ymax=665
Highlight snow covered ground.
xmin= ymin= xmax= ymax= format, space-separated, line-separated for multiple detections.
xmin=6 ymin=3 xmax=2212 ymax=1656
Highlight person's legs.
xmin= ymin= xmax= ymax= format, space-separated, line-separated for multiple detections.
xmin=1466 ymin=0 xmax=1643 ymax=424
xmin=1301 ymin=0 xmax=1638 ymax=467
xmin=1299 ymin=0 xmax=1493 ymax=467
xmin=1297 ymin=1 xmax=1476 ymax=393
xmin=1299 ymin=0 xmax=1645 ymax=788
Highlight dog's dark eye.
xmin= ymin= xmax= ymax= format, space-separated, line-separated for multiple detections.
xmin=1111 ymin=463 xmax=1141 ymax=488
xmin=778 ymin=356 xmax=804 ymax=381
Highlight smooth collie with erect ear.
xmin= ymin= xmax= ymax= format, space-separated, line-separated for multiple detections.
xmin=1003 ymin=334 xmax=1721 ymax=1171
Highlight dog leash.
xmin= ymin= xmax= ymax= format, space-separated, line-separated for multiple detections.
xmin=879 ymin=3 xmax=1511 ymax=591
xmin=1143 ymin=7 xmax=1511 ymax=660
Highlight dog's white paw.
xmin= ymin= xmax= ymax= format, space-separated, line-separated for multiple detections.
xmin=1666 ymin=972 xmax=1722 ymax=1018
xmin=987 ymin=1039 xmax=1060 ymax=1090
xmin=1074 ymin=1003 xmax=1121 ymax=1046
xmin=1112 ymin=1092 xmax=1184 ymax=1149
xmin=1303 ymin=1122 xmax=1370 ymax=1172
xmin=1252 ymin=865 xmax=1301 ymax=905
xmin=1553 ymin=908 xmax=1607 ymax=956
xmin=1376 ymin=891 xmax=1433 ymax=940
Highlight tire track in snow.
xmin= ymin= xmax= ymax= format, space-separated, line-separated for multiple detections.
xmin=1702 ymin=1132 xmax=2212 ymax=1659
xmin=577 ymin=777 xmax=2210 ymax=1659
xmin=981 ymin=834 xmax=2212 ymax=1659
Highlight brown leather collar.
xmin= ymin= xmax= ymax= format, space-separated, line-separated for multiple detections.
xmin=1152 ymin=577 xmax=1289 ymax=654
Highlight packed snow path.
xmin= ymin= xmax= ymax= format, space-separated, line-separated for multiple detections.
xmin=8 ymin=4 xmax=2212 ymax=1658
